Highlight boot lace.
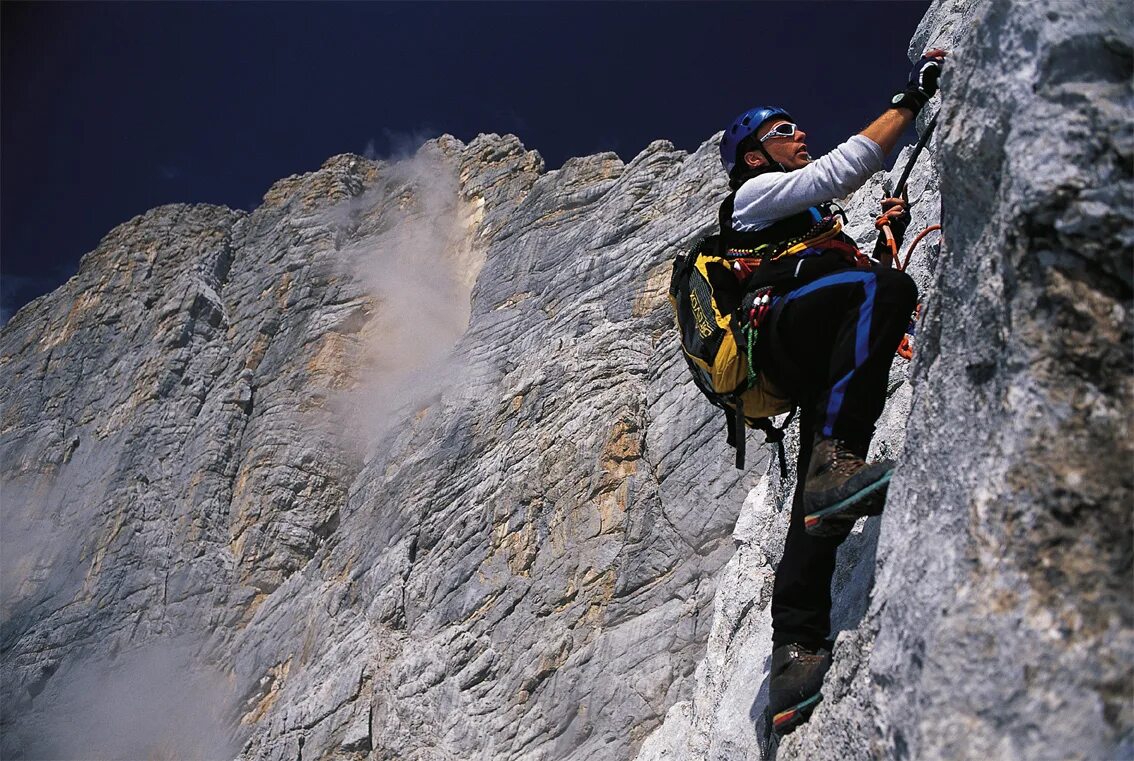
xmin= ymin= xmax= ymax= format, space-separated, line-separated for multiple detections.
xmin=821 ymin=439 xmax=864 ymax=478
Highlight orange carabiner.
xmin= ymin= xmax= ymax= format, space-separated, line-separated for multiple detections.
xmin=897 ymin=334 xmax=913 ymax=360
xmin=896 ymin=303 xmax=922 ymax=360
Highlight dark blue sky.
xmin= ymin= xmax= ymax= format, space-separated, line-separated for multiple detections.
xmin=1 ymin=1 xmax=930 ymax=323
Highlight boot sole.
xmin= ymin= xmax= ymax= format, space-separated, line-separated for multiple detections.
xmin=804 ymin=470 xmax=892 ymax=537
xmin=772 ymin=692 xmax=823 ymax=735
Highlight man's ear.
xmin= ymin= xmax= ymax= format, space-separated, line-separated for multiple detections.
xmin=743 ymin=150 xmax=765 ymax=169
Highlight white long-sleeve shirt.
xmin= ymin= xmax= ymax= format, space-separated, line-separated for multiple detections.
xmin=731 ymin=135 xmax=884 ymax=232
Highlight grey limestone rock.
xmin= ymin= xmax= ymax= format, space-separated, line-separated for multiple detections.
xmin=782 ymin=1 xmax=1132 ymax=759
xmin=2 ymin=129 xmax=766 ymax=760
xmin=640 ymin=1 xmax=1132 ymax=760
xmin=2 ymin=1 xmax=1131 ymax=758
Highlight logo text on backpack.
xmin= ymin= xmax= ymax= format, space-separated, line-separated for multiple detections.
xmin=690 ymin=292 xmax=714 ymax=338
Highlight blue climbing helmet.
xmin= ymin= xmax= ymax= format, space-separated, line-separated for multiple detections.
xmin=719 ymin=106 xmax=793 ymax=174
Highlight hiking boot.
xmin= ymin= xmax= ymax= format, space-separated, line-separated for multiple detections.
xmin=769 ymin=642 xmax=831 ymax=735
xmin=803 ymin=436 xmax=894 ymax=537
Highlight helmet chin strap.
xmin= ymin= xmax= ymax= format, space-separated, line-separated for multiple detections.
xmin=759 ymin=143 xmax=788 ymax=173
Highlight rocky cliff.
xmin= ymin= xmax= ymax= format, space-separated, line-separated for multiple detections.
xmin=1 ymin=0 xmax=1130 ymax=759
xmin=1 ymin=121 xmax=764 ymax=758
xmin=640 ymin=1 xmax=1133 ymax=760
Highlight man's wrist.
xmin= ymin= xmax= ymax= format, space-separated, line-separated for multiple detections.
xmin=888 ymin=86 xmax=929 ymax=116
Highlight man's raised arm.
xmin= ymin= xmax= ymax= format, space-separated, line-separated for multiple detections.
xmin=861 ymin=48 xmax=948 ymax=155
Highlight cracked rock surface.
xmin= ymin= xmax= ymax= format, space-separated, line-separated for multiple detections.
xmin=2 ymin=130 xmax=766 ymax=760
xmin=639 ymin=1 xmax=1133 ymax=760
xmin=2 ymin=1 xmax=1131 ymax=759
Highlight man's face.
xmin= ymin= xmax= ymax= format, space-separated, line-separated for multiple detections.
xmin=745 ymin=119 xmax=811 ymax=171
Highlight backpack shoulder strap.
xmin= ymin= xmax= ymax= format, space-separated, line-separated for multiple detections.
xmin=718 ymin=191 xmax=738 ymax=244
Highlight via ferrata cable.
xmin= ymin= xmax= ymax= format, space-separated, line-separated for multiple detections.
xmin=882 ymin=113 xmax=942 ymax=359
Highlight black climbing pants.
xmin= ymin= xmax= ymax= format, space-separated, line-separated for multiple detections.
xmin=756 ymin=267 xmax=918 ymax=648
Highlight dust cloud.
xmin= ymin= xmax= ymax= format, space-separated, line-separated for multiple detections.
xmin=2 ymin=476 xmax=242 ymax=759
xmin=2 ymin=640 xmax=238 ymax=760
xmin=331 ymin=139 xmax=488 ymax=445
xmin=1 ymin=138 xmax=489 ymax=758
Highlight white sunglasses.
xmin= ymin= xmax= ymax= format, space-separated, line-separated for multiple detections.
xmin=759 ymin=123 xmax=799 ymax=142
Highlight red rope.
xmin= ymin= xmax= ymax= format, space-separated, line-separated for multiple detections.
xmin=892 ymin=224 xmax=940 ymax=361
xmin=898 ymin=224 xmax=942 ymax=272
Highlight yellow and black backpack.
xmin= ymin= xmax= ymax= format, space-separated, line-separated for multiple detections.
xmin=669 ymin=234 xmax=794 ymax=471
xmin=669 ymin=193 xmax=864 ymax=471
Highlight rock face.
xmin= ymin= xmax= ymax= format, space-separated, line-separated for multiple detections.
xmin=639 ymin=1 xmax=1133 ymax=760
xmin=829 ymin=2 xmax=1131 ymax=758
xmin=1 ymin=128 xmax=764 ymax=758
xmin=2 ymin=1 xmax=1131 ymax=760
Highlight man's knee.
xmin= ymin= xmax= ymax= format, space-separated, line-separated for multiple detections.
xmin=873 ymin=268 xmax=918 ymax=310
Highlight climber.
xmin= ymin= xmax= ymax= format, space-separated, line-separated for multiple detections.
xmin=715 ymin=50 xmax=946 ymax=734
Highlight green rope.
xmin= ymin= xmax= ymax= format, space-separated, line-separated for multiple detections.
xmin=743 ymin=323 xmax=759 ymax=389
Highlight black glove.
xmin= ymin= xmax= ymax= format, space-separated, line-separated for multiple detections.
xmin=908 ymin=54 xmax=944 ymax=97
xmin=890 ymin=53 xmax=945 ymax=115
